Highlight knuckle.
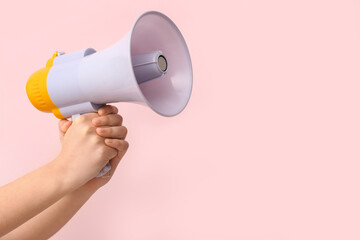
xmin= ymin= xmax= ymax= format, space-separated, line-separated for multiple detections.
xmin=91 ymin=135 xmax=102 ymax=144
xmin=98 ymin=127 xmax=108 ymax=135
xmin=75 ymin=115 xmax=86 ymax=123
xmin=81 ymin=125 xmax=92 ymax=135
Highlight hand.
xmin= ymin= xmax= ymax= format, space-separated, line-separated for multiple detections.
xmin=58 ymin=105 xmax=129 ymax=192
xmin=55 ymin=113 xmax=118 ymax=190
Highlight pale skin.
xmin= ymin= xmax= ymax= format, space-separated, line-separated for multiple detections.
xmin=0 ymin=105 xmax=128 ymax=239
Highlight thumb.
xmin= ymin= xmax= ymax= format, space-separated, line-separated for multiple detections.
xmin=59 ymin=119 xmax=72 ymax=134
xmin=105 ymin=139 xmax=129 ymax=172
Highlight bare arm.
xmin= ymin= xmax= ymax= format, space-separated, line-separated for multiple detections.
xmin=1 ymin=186 xmax=95 ymax=240
xmin=0 ymin=113 xmax=119 ymax=238
xmin=1 ymin=106 xmax=128 ymax=240
xmin=0 ymin=158 xmax=73 ymax=237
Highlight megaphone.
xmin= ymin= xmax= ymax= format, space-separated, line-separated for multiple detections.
xmin=26 ymin=11 xmax=193 ymax=176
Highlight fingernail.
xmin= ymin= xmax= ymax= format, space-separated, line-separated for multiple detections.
xmin=105 ymin=139 xmax=113 ymax=144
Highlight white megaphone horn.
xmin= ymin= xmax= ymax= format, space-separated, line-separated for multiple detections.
xmin=26 ymin=11 xmax=193 ymax=176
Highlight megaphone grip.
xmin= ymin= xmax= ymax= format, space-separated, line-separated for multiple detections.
xmin=96 ymin=162 xmax=111 ymax=178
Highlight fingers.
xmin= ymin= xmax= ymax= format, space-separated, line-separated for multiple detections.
xmin=59 ymin=119 xmax=72 ymax=133
xmin=92 ymin=114 xmax=123 ymax=127
xmin=98 ymin=105 xmax=118 ymax=116
xmin=98 ymin=139 xmax=128 ymax=179
xmin=108 ymin=155 xmax=122 ymax=173
xmin=105 ymin=139 xmax=129 ymax=170
xmin=104 ymin=145 xmax=118 ymax=160
xmin=105 ymin=139 xmax=129 ymax=152
xmin=96 ymin=126 xmax=127 ymax=139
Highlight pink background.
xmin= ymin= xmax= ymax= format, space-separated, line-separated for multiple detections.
xmin=1 ymin=0 xmax=360 ymax=239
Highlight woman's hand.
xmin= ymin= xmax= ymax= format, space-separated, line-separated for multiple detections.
xmin=56 ymin=113 xmax=119 ymax=190
xmin=58 ymin=105 xmax=129 ymax=192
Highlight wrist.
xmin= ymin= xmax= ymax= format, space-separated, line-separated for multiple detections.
xmin=49 ymin=156 xmax=99 ymax=199
xmin=78 ymin=178 xmax=104 ymax=195
xmin=74 ymin=183 xmax=98 ymax=197
xmin=49 ymin=155 xmax=80 ymax=194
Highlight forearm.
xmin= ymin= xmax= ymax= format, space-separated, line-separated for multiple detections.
xmin=0 ymin=157 xmax=74 ymax=237
xmin=1 ymin=186 xmax=96 ymax=240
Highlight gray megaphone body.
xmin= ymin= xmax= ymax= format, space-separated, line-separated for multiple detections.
xmin=26 ymin=11 xmax=193 ymax=177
